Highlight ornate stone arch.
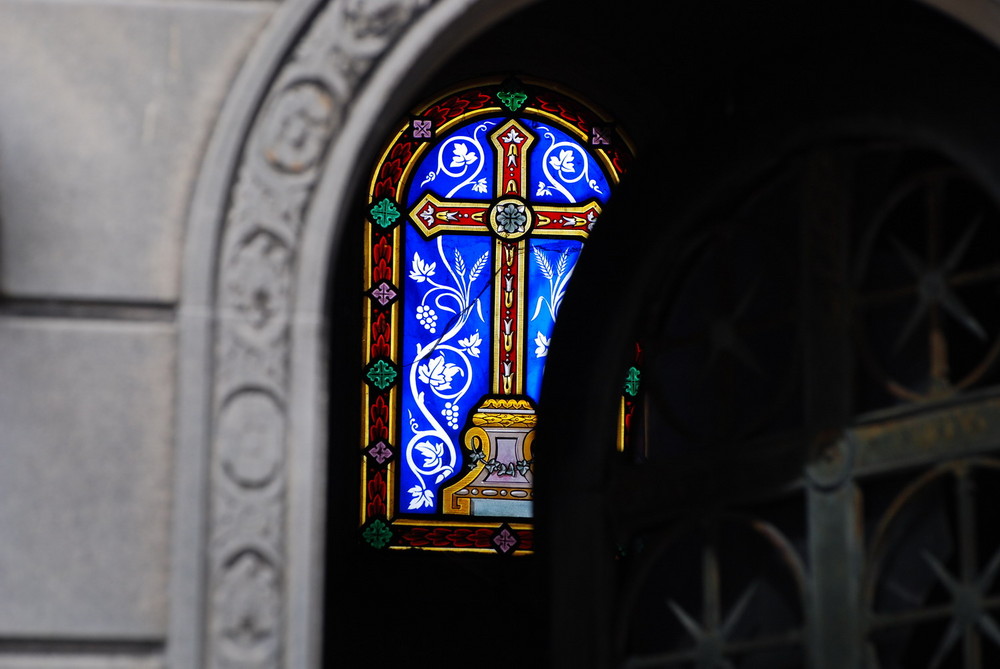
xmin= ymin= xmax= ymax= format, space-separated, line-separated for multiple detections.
xmin=173 ymin=1 xmax=1000 ymax=668
xmin=173 ymin=1 xmax=534 ymax=667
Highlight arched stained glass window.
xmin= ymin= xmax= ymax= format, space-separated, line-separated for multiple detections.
xmin=361 ymin=78 xmax=634 ymax=554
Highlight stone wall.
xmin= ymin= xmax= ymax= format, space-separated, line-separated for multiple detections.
xmin=0 ymin=1 xmax=273 ymax=667
xmin=2 ymin=0 xmax=994 ymax=667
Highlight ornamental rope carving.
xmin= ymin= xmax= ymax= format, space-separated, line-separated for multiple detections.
xmin=208 ymin=1 xmax=433 ymax=667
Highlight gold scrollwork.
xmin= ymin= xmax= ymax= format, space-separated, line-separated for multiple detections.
xmin=472 ymin=412 xmax=537 ymax=428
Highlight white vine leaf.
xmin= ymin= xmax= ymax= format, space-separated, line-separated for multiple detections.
xmin=549 ymin=149 xmax=576 ymax=174
xmin=410 ymin=252 xmax=436 ymax=282
xmin=415 ymin=440 xmax=444 ymax=469
xmin=450 ymin=142 xmax=477 ymax=169
xmin=472 ymin=178 xmax=489 ymax=194
xmin=536 ymin=181 xmax=553 ymax=197
xmin=417 ymin=355 xmax=463 ymax=391
xmin=458 ymin=331 xmax=482 ymax=357
xmin=535 ymin=331 xmax=550 ymax=358
xmin=407 ymin=485 xmax=434 ymax=510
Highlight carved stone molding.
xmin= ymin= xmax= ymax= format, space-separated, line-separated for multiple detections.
xmin=207 ymin=1 xmax=433 ymax=667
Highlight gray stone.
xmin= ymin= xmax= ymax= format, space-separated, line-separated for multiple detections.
xmin=0 ymin=317 xmax=174 ymax=638
xmin=0 ymin=0 xmax=274 ymax=302
xmin=0 ymin=655 xmax=163 ymax=669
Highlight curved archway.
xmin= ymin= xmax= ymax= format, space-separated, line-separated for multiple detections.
xmin=174 ymin=0 xmax=1000 ymax=667
xmin=174 ymin=1 xmax=535 ymax=666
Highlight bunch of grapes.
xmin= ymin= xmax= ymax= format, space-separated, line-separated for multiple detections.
xmin=441 ymin=402 xmax=460 ymax=429
xmin=416 ymin=305 xmax=437 ymax=333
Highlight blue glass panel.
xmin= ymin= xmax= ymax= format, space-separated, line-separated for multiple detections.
xmin=525 ymin=120 xmax=611 ymax=205
xmin=525 ymin=238 xmax=584 ymax=399
xmin=399 ymin=230 xmax=493 ymax=514
xmin=407 ymin=118 xmax=500 ymax=207
xmin=396 ymin=109 xmax=616 ymax=517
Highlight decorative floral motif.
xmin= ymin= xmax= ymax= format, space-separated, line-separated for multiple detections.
xmin=362 ymin=519 xmax=393 ymax=549
xmin=216 ymin=552 xmax=280 ymax=656
xmin=549 ymin=149 xmax=576 ymax=175
xmin=624 ymin=366 xmax=641 ymax=397
xmin=370 ymin=281 xmax=397 ymax=306
xmin=367 ymin=441 xmax=393 ymax=464
xmin=468 ymin=445 xmax=533 ymax=478
xmin=419 ymin=122 xmax=494 ymax=196
xmin=536 ymin=181 xmax=553 ymax=197
xmin=591 ymin=126 xmax=611 ymax=146
xmin=441 ymin=402 xmax=461 ymax=429
xmin=497 ymin=203 xmax=528 ymax=234
xmin=225 ymin=233 xmax=292 ymax=338
xmin=501 ymin=127 xmax=525 ymax=144
xmin=370 ymin=197 xmax=400 ymax=228
xmin=449 ymin=142 xmax=477 ymax=168
xmin=407 ymin=484 xmax=435 ymax=509
xmin=213 ymin=0 xmax=437 ymax=662
xmin=359 ymin=76 xmax=630 ymax=559
xmin=217 ymin=392 xmax=285 ymax=488
xmin=497 ymin=89 xmax=528 ymax=112
xmin=415 ymin=440 xmax=445 ymax=469
xmin=540 ymin=129 xmax=604 ymax=202
xmin=412 ymin=118 xmax=432 ymax=139
xmin=409 ymin=252 xmax=436 ymax=282
xmin=261 ymin=81 xmax=337 ymax=174
xmin=415 ymin=305 xmax=437 ymax=332
xmin=458 ymin=330 xmax=481 ymax=357
xmin=402 ymin=238 xmax=490 ymax=512
xmin=493 ymin=526 xmax=519 ymax=554
xmin=418 ymin=354 xmax=463 ymax=391
xmin=366 ymin=359 xmax=398 ymax=389
xmin=534 ymin=331 xmax=550 ymax=358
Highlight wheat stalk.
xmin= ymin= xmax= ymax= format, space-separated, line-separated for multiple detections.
xmin=556 ymin=249 xmax=570 ymax=277
xmin=468 ymin=251 xmax=489 ymax=282
xmin=533 ymin=246 xmax=554 ymax=279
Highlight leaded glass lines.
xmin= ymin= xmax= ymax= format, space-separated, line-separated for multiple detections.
xmin=361 ymin=78 xmax=632 ymax=553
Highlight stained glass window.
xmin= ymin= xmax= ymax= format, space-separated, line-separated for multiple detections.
xmin=361 ymin=78 xmax=633 ymax=554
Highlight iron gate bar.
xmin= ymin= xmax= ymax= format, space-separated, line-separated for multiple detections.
xmin=868 ymin=597 xmax=1000 ymax=631
xmin=851 ymin=395 xmax=1000 ymax=476
xmin=622 ymin=630 xmax=805 ymax=669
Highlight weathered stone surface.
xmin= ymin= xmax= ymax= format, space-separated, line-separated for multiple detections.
xmin=0 ymin=0 xmax=274 ymax=301
xmin=0 ymin=317 xmax=174 ymax=638
xmin=0 ymin=655 xmax=163 ymax=669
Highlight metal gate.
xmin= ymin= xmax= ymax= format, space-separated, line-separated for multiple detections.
xmin=543 ymin=143 xmax=1000 ymax=669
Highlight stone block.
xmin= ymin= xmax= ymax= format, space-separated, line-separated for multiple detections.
xmin=0 ymin=317 xmax=174 ymax=638
xmin=0 ymin=0 xmax=273 ymax=301
xmin=0 ymin=654 xmax=163 ymax=669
